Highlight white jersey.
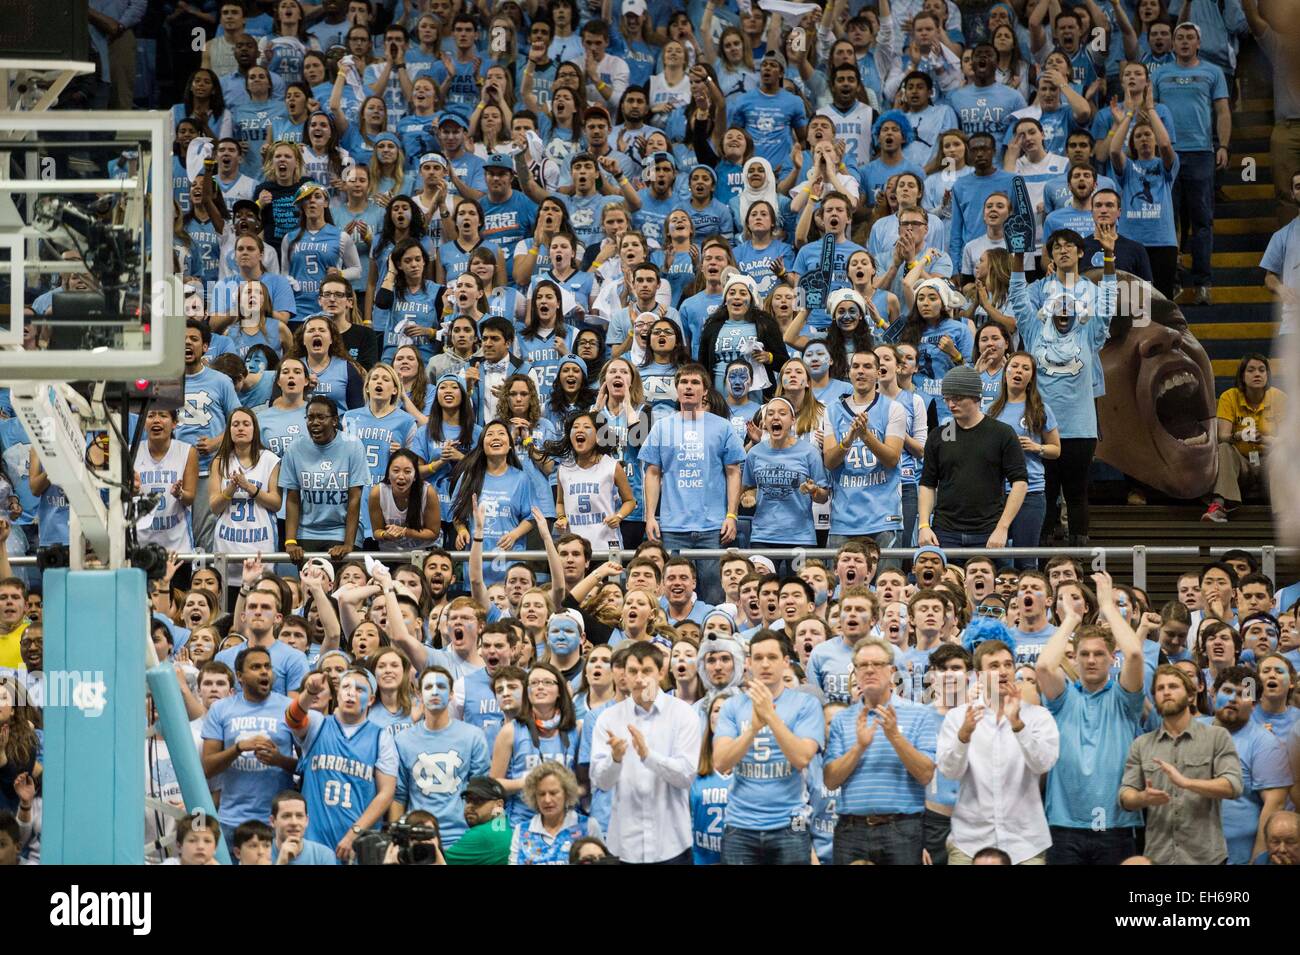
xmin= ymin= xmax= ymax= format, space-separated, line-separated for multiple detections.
xmin=557 ymin=455 xmax=622 ymax=550
xmin=215 ymin=172 xmax=259 ymax=205
xmin=374 ymin=482 xmax=433 ymax=551
xmin=134 ymin=439 xmax=195 ymax=551
xmin=817 ymin=102 xmax=878 ymax=169
xmin=212 ymin=449 xmax=280 ymax=554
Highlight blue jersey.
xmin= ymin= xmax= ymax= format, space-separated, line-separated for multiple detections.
xmin=285 ymin=224 xmax=344 ymax=317
xmin=342 ymin=405 xmax=417 ymax=537
xmin=370 ymin=236 xmax=436 ymax=331
xmin=0 ymin=418 xmax=39 ymax=526
xmin=36 ymin=483 xmax=70 ymax=547
xmin=184 ymin=218 xmax=222 ymax=284
xmin=299 ymin=713 xmax=397 ymax=851
xmin=516 ymin=326 xmax=577 ymax=406
xmin=716 ymin=689 xmax=824 ymax=830
xmin=459 ymin=667 xmax=506 ymax=750
xmin=199 ymin=691 xmax=296 ymax=828
xmin=306 ymin=356 xmax=355 ymax=414
xmin=505 ymin=722 xmax=581 ymax=825
xmin=225 ymin=325 xmax=283 ymax=360
xmin=392 ymin=719 xmax=491 ymax=845
xmin=381 ymin=281 xmax=444 ymax=364
xmin=806 ymin=754 xmax=840 ymax=864
xmin=732 ymin=239 xmax=794 ymax=300
xmin=689 ymin=771 xmax=731 ymax=865
xmin=230 ymin=99 xmax=289 ymax=179
xmin=912 ymin=318 xmax=974 ymax=421
xmin=278 ymin=431 xmax=370 ymax=540
xmin=178 ymin=367 xmax=243 ymax=475
xmin=741 ymin=439 xmax=828 ymax=546
xmin=825 ymin=393 xmax=904 ymax=535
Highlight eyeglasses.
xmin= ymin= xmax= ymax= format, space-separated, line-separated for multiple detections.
xmin=854 ymin=661 xmax=891 ymax=672
xmin=529 ymin=679 xmax=559 ymax=689
xmin=975 ymin=605 xmax=1006 ymax=619
xmin=319 ymin=290 xmax=349 ymax=299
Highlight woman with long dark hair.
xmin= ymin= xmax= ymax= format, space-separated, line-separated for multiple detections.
xmin=292 ymin=314 xmax=364 ymax=412
xmin=697 ymin=272 xmax=788 ymax=397
xmin=988 ymin=351 xmax=1061 ymax=566
xmin=546 ymin=410 xmax=637 ymax=552
xmin=450 ymin=421 xmax=535 ymax=559
xmin=638 ymin=316 xmax=689 ymax=420
xmin=368 ymin=448 xmax=441 ymax=551
xmin=517 ymin=280 xmax=578 ymax=407
xmin=411 ymin=373 xmax=480 ymax=541
xmin=366 ymin=195 xmax=431 ymax=334
xmin=495 ymin=373 xmax=558 ymax=524
xmin=301 ymin=110 xmax=351 ymax=188
xmin=1204 ymin=353 xmax=1280 ymax=523
xmin=375 ymin=238 xmax=444 ymax=363
xmin=547 ymin=356 xmax=597 ymax=427
xmin=392 ymin=343 xmax=433 ymax=422
xmin=898 ymin=277 xmax=973 ymax=424
xmin=172 ymin=67 xmax=231 ymax=138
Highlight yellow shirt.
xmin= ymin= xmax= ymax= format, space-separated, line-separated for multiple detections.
xmin=1217 ymin=387 xmax=1284 ymax=455
xmin=0 ymin=619 xmax=28 ymax=669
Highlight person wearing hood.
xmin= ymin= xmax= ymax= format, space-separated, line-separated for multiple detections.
xmin=732 ymin=159 xmax=795 ymax=298
xmin=696 ymin=630 xmax=747 ymax=706
xmin=859 ymin=110 xmax=928 ymax=207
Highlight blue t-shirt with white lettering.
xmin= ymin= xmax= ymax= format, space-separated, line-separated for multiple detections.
xmin=638 ymin=411 xmax=746 ymax=533
xmin=278 ymin=431 xmax=370 ymax=540
xmin=716 ymin=689 xmax=824 ymax=831
xmin=200 ymin=691 xmax=296 ymax=828
xmin=742 ymin=440 xmax=828 ymax=546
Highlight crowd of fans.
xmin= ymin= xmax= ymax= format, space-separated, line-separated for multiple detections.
xmin=0 ymin=0 xmax=1298 ymax=865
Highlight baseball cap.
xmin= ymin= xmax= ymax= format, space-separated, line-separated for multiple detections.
xmin=646 ymin=150 xmax=676 ymax=170
xmin=292 ymin=182 xmax=326 ymax=204
xmin=551 ymin=607 xmax=586 ymax=634
xmin=484 ymin=151 xmax=515 ymax=171
xmin=303 ymin=555 xmax=336 ymax=583
xmin=622 ymin=0 xmax=648 ymax=16
xmin=940 ymin=365 xmax=983 ymax=399
xmin=232 ymin=198 xmax=261 ymax=218
xmin=438 ymin=110 xmax=469 ymax=129
xmin=463 ymin=776 xmax=506 ymax=802
xmin=762 ymin=50 xmax=787 ymax=70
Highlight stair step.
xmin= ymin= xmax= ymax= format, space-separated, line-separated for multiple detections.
xmin=1212 ymin=232 xmax=1272 ymax=253
xmin=1230 ymin=153 xmax=1269 ymax=168
xmin=1179 ymin=252 xmax=1267 ymax=268
xmin=1213 ymin=357 xmax=1281 ymax=376
xmin=1237 ymin=99 xmax=1274 ymax=112
xmin=1190 ymin=321 xmax=1278 ymax=340
xmin=1182 ymin=302 xmax=1275 ymax=323
xmin=1213 ymin=217 xmax=1280 ymax=235
xmin=1214 ymin=199 xmax=1279 ymax=218
xmin=1221 ymin=184 xmax=1275 ymax=200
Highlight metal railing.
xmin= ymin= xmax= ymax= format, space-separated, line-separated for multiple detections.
xmin=7 ymin=545 xmax=1294 ymax=593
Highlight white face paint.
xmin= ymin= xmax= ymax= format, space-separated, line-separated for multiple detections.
xmin=421 ymin=673 xmax=451 ymax=712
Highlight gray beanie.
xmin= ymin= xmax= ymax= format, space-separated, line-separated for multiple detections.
xmin=941 ymin=365 xmax=983 ymax=399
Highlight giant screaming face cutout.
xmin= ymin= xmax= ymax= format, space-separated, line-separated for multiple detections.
xmin=1093 ymin=270 xmax=1218 ymax=498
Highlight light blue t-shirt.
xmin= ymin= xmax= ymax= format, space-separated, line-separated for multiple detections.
xmin=178 ymin=366 xmax=243 ymax=475
xmin=1043 ymin=678 xmax=1146 ymax=830
xmin=278 ymin=431 xmax=370 ymax=540
xmin=1197 ymin=715 xmax=1294 ymax=864
xmin=824 ymin=392 xmax=904 ymax=536
xmin=638 ymin=411 xmax=747 ymax=533
xmin=993 ymin=400 xmax=1059 ymax=494
xmin=727 ymin=88 xmax=807 ymax=174
xmin=199 ymin=691 xmax=296 ymax=828
xmin=1154 ymin=61 xmax=1229 ymax=153
xmin=716 ymin=688 xmax=825 ymax=831
xmin=948 ymin=83 xmax=1028 ymax=141
xmin=392 ymin=718 xmax=491 ymax=846
xmin=214 ymin=640 xmax=310 ymax=699
xmin=1117 ymin=155 xmax=1180 ymax=247
xmin=808 ymin=637 xmax=856 ymax=704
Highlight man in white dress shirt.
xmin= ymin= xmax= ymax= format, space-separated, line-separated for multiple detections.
xmin=936 ymin=638 xmax=1059 ymax=865
xmin=591 ymin=641 xmax=701 ymax=864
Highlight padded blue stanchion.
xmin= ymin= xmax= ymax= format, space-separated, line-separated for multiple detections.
xmin=145 ymin=661 xmax=231 ymax=864
xmin=42 ymin=569 xmax=147 ymax=864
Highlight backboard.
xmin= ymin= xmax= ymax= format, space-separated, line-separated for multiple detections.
xmin=0 ymin=103 xmax=183 ymax=381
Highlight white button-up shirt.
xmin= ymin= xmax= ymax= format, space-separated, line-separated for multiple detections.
xmin=936 ymin=703 xmax=1059 ymax=864
xmin=591 ymin=691 xmax=701 ymax=864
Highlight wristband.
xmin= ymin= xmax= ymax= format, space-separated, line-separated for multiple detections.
xmin=918 ymin=523 xmax=931 ymax=530
xmin=529 ymin=246 xmax=540 ymax=255
xmin=285 ymin=539 xmax=298 ymax=546
xmin=523 ymin=435 xmax=534 ymax=446
xmin=1103 ymin=255 xmax=1115 ymax=263
xmin=592 ymin=260 xmax=604 ymax=269
xmin=726 ymin=512 xmax=737 ymax=520
xmin=473 ymin=537 xmax=484 ymax=543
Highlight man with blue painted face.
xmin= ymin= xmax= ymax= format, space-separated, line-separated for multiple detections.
xmin=1207 ymin=666 xmax=1294 ymax=865
xmin=721 ymin=360 xmax=763 ymax=444
xmin=545 ymin=610 xmax=586 ymax=689
xmin=288 ymin=669 xmax=399 ymax=862
xmin=390 ymin=666 xmax=491 ymax=847
xmin=803 ymin=340 xmax=852 ymax=405
xmin=824 ymin=349 xmax=906 ymax=550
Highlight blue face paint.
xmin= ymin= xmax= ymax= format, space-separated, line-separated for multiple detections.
xmin=1214 ymin=688 xmax=1238 ymax=712
xmin=246 ymin=350 xmax=268 ymax=373
xmin=803 ymin=344 xmax=831 ymax=377
xmin=422 ymin=674 xmax=451 ymax=712
xmin=835 ymin=305 xmax=862 ymax=328
xmin=547 ymin=619 xmax=581 ymax=657
xmin=726 ymin=367 xmax=751 ymax=398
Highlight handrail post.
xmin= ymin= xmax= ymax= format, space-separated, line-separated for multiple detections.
xmin=1132 ymin=545 xmax=1146 ymax=593
xmin=1262 ymin=546 xmax=1276 ymax=587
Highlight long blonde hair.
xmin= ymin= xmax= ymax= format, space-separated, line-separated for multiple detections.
xmin=774 ymin=358 xmax=825 ymax=436
xmin=598 ymin=356 xmax=646 ymax=409
xmin=363 ymin=362 xmax=405 ymax=411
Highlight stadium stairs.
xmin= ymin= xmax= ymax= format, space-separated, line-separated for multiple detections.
xmin=1085 ymin=43 xmax=1290 ymax=598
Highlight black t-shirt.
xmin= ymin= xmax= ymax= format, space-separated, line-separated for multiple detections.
xmin=919 ymin=414 xmax=1028 ymax=534
xmin=340 ymin=323 xmax=378 ymax=370
xmin=255 ymin=177 xmax=307 ymax=247
xmin=563 ymin=592 xmax=612 ymax=647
